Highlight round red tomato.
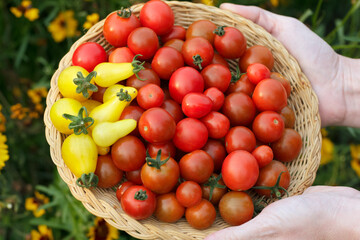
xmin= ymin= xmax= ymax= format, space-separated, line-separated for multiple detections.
xmin=271 ymin=128 xmax=302 ymax=162
xmin=91 ymin=84 xmax=106 ymax=103
xmin=151 ymin=47 xmax=184 ymax=80
xmin=155 ymin=193 xmax=185 ymax=223
xmin=176 ymin=181 xmax=202 ymax=208
xmin=214 ymin=26 xmax=246 ymax=59
xmin=161 ymin=99 xmax=184 ymax=123
xmin=111 ymin=136 xmax=146 ymax=171
xmin=204 ymin=87 xmax=225 ymax=112
xmin=147 ymin=141 xmax=177 ymax=158
xmin=222 ymin=92 xmax=256 ymax=126
xmin=270 ymin=72 xmax=291 ymax=98
xmin=182 ymin=37 xmax=214 ymax=70
xmin=173 ymin=118 xmax=208 ymax=152
xmin=247 ymin=63 xmax=271 ymax=85
xmin=126 ymin=169 xmax=143 ymax=185
xmin=116 ymin=181 xmax=134 ymax=201
xmin=127 ymin=27 xmax=159 ymax=60
xmin=201 ymin=174 xmax=227 ymax=206
xmin=72 ymin=42 xmax=107 ymax=72
xmin=108 ymin=47 xmax=134 ymax=63
xmin=226 ymin=73 xmax=255 ymax=96
xmin=169 ymin=67 xmax=204 ymax=104
xmin=139 ymin=0 xmax=174 ymax=35
xmin=225 ymin=126 xmax=256 ymax=153
xmin=219 ymin=191 xmax=254 ymax=226
xmin=201 ymin=64 xmax=231 ymax=92
xmin=126 ymin=68 xmax=160 ymax=90
xmin=103 ymin=10 xmax=141 ymax=47
xmin=121 ymin=185 xmax=156 ymax=220
xmin=160 ymin=25 xmax=186 ymax=43
xmin=120 ymin=106 xmax=144 ymax=136
xmin=252 ymin=111 xmax=285 ymax=143
xmin=163 ymin=39 xmax=184 ymax=52
xmin=210 ymin=53 xmax=229 ymax=68
xmin=201 ymin=111 xmax=230 ymax=139
xmin=252 ymin=145 xmax=274 ymax=168
xmin=179 ymin=150 xmax=214 ymax=183
xmin=279 ymin=106 xmax=295 ymax=128
xmin=137 ymin=84 xmax=165 ymax=109
xmin=186 ymin=20 xmax=217 ymax=45
xmin=182 ymin=93 xmax=213 ymax=119
xmin=185 ymin=199 xmax=216 ymax=230
xmin=139 ymin=108 xmax=176 ymax=143
xmin=202 ymin=139 xmax=226 ymax=173
xmin=222 ymin=150 xmax=259 ymax=191
xmin=95 ymin=154 xmax=123 ymax=188
xmin=252 ymin=78 xmax=288 ymax=112
xmin=239 ymin=45 xmax=274 ymax=72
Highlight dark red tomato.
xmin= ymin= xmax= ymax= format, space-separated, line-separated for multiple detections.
xmin=139 ymin=0 xmax=174 ymax=35
xmin=219 ymin=191 xmax=254 ymax=226
xmin=155 ymin=193 xmax=185 ymax=223
xmin=121 ymin=185 xmax=156 ymax=220
xmin=161 ymin=99 xmax=183 ymax=123
xmin=103 ymin=10 xmax=141 ymax=48
xmin=252 ymin=111 xmax=285 ymax=143
xmin=151 ymin=47 xmax=184 ymax=80
xmin=126 ymin=68 xmax=160 ymax=90
xmin=186 ymin=20 xmax=217 ymax=45
xmin=239 ymin=45 xmax=274 ymax=72
xmin=109 ymin=47 xmax=134 ymax=63
xmin=116 ymin=181 xmax=134 ymax=201
xmin=210 ymin=53 xmax=229 ymax=68
xmin=160 ymin=25 xmax=186 ymax=43
xmin=271 ymin=128 xmax=302 ymax=162
xmin=278 ymin=106 xmax=295 ymax=128
xmin=182 ymin=37 xmax=214 ymax=70
xmin=141 ymin=154 xmax=180 ymax=194
xmin=163 ymin=88 xmax=172 ymax=100
xmin=214 ymin=26 xmax=246 ymax=59
xmin=225 ymin=126 xmax=256 ymax=153
xmin=147 ymin=141 xmax=176 ymax=158
xmin=222 ymin=92 xmax=256 ymax=126
xmin=137 ymin=84 xmax=165 ymax=109
xmin=182 ymin=93 xmax=213 ymax=119
xmin=163 ymin=39 xmax=184 ymax=52
xmin=95 ymin=155 xmax=123 ymax=188
xmin=252 ymin=145 xmax=273 ymax=168
xmin=247 ymin=63 xmax=271 ymax=85
xmin=173 ymin=118 xmax=208 ymax=152
xmin=120 ymin=106 xmax=144 ymax=136
xmin=72 ymin=42 xmax=107 ymax=72
xmin=185 ymin=199 xmax=216 ymax=230
xmin=169 ymin=67 xmax=204 ymax=104
xmin=204 ymin=87 xmax=225 ymax=112
xmin=252 ymin=78 xmax=287 ymax=112
xmin=201 ymin=64 xmax=231 ymax=92
xmin=255 ymin=160 xmax=290 ymax=197
xmin=126 ymin=169 xmax=143 ymax=185
xmin=222 ymin=150 xmax=259 ymax=191
xmin=127 ymin=27 xmax=159 ymax=60
xmin=179 ymin=150 xmax=214 ymax=183
xmin=112 ymin=136 xmax=146 ymax=171
xmin=226 ymin=74 xmax=255 ymax=96
xmin=139 ymin=108 xmax=176 ymax=143
xmin=270 ymin=72 xmax=291 ymax=98
xmin=202 ymin=174 xmax=228 ymax=206
xmin=176 ymin=181 xmax=202 ymax=207
xmin=202 ymin=139 xmax=226 ymax=173
xmin=91 ymin=84 xmax=106 ymax=103
xmin=201 ymin=111 xmax=230 ymax=139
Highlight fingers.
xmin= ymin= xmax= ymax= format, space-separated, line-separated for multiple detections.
xmin=304 ymin=185 xmax=360 ymax=197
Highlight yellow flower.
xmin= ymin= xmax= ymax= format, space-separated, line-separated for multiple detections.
xmin=0 ymin=133 xmax=9 ymax=172
xmin=270 ymin=0 xmax=279 ymax=7
xmin=10 ymin=103 xmax=29 ymax=120
xmin=350 ymin=144 xmax=360 ymax=178
xmin=25 ymin=191 xmax=50 ymax=218
xmin=0 ymin=105 xmax=6 ymax=132
xmin=31 ymin=225 xmax=53 ymax=240
xmin=48 ymin=10 xmax=79 ymax=42
xmin=201 ymin=0 xmax=215 ymax=6
xmin=27 ymin=87 xmax=48 ymax=104
xmin=320 ymin=137 xmax=334 ymax=165
xmin=88 ymin=218 xmax=119 ymax=240
xmin=83 ymin=13 xmax=100 ymax=30
xmin=10 ymin=0 xmax=39 ymax=21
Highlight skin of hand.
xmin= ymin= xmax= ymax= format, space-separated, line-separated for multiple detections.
xmin=205 ymin=186 xmax=360 ymax=240
xmin=219 ymin=3 xmax=360 ymax=128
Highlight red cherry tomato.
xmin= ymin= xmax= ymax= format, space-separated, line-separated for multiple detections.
xmin=176 ymin=181 xmax=202 ymax=208
xmin=214 ymin=26 xmax=246 ymax=59
xmin=72 ymin=42 xmax=107 ymax=72
xmin=202 ymin=139 xmax=226 ymax=173
xmin=226 ymin=74 xmax=255 ymax=96
xmin=126 ymin=169 xmax=143 ymax=185
xmin=210 ymin=53 xmax=229 ymax=68
xmin=95 ymin=154 xmax=123 ymax=188
xmin=278 ymin=106 xmax=296 ymax=128
xmin=239 ymin=45 xmax=274 ymax=72
xmin=271 ymin=128 xmax=302 ymax=162
xmin=147 ymin=141 xmax=176 ymax=158
xmin=204 ymin=87 xmax=225 ymax=112
xmin=252 ymin=145 xmax=274 ymax=168
xmin=270 ymin=72 xmax=292 ymax=98
xmin=182 ymin=93 xmax=213 ymax=119
xmin=120 ymin=106 xmax=144 ymax=136
xmin=173 ymin=118 xmax=208 ymax=152
xmin=155 ymin=193 xmax=185 ymax=223
xmin=91 ymin=84 xmax=106 ymax=103
xmin=163 ymin=39 xmax=184 ymax=52
xmin=116 ymin=181 xmax=134 ymax=201
xmin=201 ymin=64 xmax=231 ymax=92
xmin=126 ymin=68 xmax=161 ymax=90
xmin=160 ymin=25 xmax=186 ymax=43
xmin=137 ymin=84 xmax=165 ymax=109
xmin=108 ymin=47 xmax=134 ymax=63
xmin=127 ymin=27 xmax=159 ymax=60
xmin=161 ymin=99 xmax=184 ymax=123
xmin=222 ymin=92 xmax=256 ymax=126
xmin=201 ymin=173 xmax=228 ymax=206
xmin=186 ymin=20 xmax=217 ymax=45
xmin=225 ymin=126 xmax=256 ymax=153
xmin=252 ymin=111 xmax=285 ymax=143
xmin=185 ymin=199 xmax=216 ymax=230
xmin=151 ymin=47 xmax=184 ymax=80
xmin=247 ymin=63 xmax=271 ymax=85
xmin=179 ymin=150 xmax=214 ymax=184
xmin=201 ymin=111 xmax=230 ymax=139
xmin=182 ymin=37 xmax=214 ymax=70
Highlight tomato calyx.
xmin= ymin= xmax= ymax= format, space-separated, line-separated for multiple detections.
xmin=252 ymin=171 xmax=290 ymax=200
xmin=76 ymin=172 xmax=99 ymax=188
xmin=230 ymin=64 xmax=245 ymax=83
xmin=134 ymin=189 xmax=148 ymax=201
xmin=213 ymin=26 xmax=225 ymax=36
xmin=116 ymin=88 xmax=132 ymax=102
xmin=63 ymin=106 xmax=94 ymax=135
xmin=131 ymin=54 xmax=146 ymax=81
xmin=116 ymin=7 xmax=132 ymax=18
xmin=253 ymin=196 xmax=267 ymax=217
xmin=145 ymin=149 xmax=170 ymax=170
xmin=192 ymin=54 xmax=204 ymax=70
xmin=203 ymin=173 xmax=226 ymax=201
xmin=73 ymin=71 xmax=98 ymax=98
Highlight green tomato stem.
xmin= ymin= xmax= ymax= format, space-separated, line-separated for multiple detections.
xmin=76 ymin=173 xmax=99 ymax=188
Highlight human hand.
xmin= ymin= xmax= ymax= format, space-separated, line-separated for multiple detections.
xmin=220 ymin=4 xmax=360 ymax=128
xmin=205 ymin=186 xmax=360 ymax=240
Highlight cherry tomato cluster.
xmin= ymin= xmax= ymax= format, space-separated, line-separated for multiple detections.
xmin=62 ymin=1 xmax=304 ymax=229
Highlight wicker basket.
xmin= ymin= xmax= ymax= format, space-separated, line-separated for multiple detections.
xmin=44 ymin=1 xmax=322 ymax=239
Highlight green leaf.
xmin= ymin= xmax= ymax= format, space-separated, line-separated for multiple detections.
xmin=15 ymin=35 xmax=30 ymax=69
xmin=29 ymin=218 xmax=71 ymax=231
xmin=299 ymin=9 xmax=313 ymax=23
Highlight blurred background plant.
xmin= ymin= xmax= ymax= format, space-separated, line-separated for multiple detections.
xmin=0 ymin=0 xmax=359 ymax=239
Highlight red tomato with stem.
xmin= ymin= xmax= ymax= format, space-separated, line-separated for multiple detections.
xmin=173 ymin=118 xmax=208 ymax=152
xmin=226 ymin=73 xmax=255 ymax=96
xmin=176 ymin=181 xmax=202 ymax=208
xmin=222 ymin=92 xmax=256 ymax=126
xmin=200 ymin=111 xmax=230 ymax=139
xmin=116 ymin=181 xmax=134 ymax=201
xmin=201 ymin=173 xmax=227 ymax=206
xmin=252 ymin=145 xmax=274 ymax=168
xmin=109 ymin=47 xmax=134 ymax=63
xmin=239 ymin=45 xmax=274 ymax=72
xmin=201 ymin=64 xmax=231 ymax=92
xmin=182 ymin=37 xmax=214 ymax=70
xmin=126 ymin=68 xmax=160 ymax=90
xmin=137 ymin=84 xmax=165 ymax=109
xmin=179 ymin=150 xmax=214 ymax=183
xmin=247 ymin=63 xmax=271 ymax=85
xmin=155 ymin=193 xmax=185 ymax=223
xmin=140 ymin=0 xmax=174 ymax=35
xmin=185 ymin=199 xmax=216 ymax=230
xmin=214 ymin=26 xmax=246 ymax=59
xmin=95 ymin=155 xmax=123 ymax=188
xmin=252 ymin=79 xmax=288 ymax=112
xmin=72 ymin=42 xmax=107 ymax=72
xmin=252 ymin=111 xmax=285 ymax=143
xmin=186 ymin=20 xmax=217 ymax=45
xmin=151 ymin=47 xmax=184 ymax=80
xmin=147 ymin=141 xmax=176 ymax=158
xmin=225 ymin=126 xmax=256 ymax=153
xmin=202 ymin=139 xmax=226 ymax=173
xmin=182 ymin=93 xmax=213 ymax=119
xmin=160 ymin=25 xmax=186 ymax=43
xmin=204 ymin=87 xmax=225 ymax=112
xmin=126 ymin=169 xmax=143 ymax=185
xmin=161 ymin=99 xmax=184 ymax=123
xmin=271 ymin=128 xmax=302 ymax=162
xmin=127 ymin=27 xmax=159 ymax=60
xmin=120 ymin=106 xmax=144 ymax=136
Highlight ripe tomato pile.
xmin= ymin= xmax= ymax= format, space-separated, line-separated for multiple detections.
xmin=51 ymin=1 xmax=303 ymax=230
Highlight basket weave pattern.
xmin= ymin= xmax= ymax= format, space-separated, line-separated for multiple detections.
xmin=44 ymin=2 xmax=321 ymax=239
